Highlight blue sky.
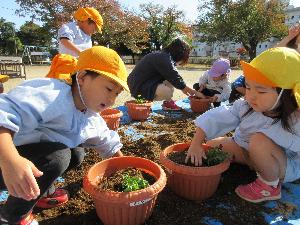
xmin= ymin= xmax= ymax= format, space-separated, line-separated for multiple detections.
xmin=1 ymin=0 xmax=300 ymax=29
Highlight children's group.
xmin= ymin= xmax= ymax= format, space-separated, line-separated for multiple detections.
xmin=0 ymin=6 xmax=300 ymax=225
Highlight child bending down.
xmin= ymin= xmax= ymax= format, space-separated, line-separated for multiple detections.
xmin=0 ymin=46 xmax=128 ymax=224
xmin=186 ymin=47 xmax=300 ymax=203
xmin=193 ymin=58 xmax=231 ymax=107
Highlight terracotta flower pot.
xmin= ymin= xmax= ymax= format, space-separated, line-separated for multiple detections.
xmin=125 ymin=100 xmax=152 ymax=121
xmin=100 ymin=108 xmax=123 ymax=130
xmin=160 ymin=142 xmax=230 ymax=201
xmin=189 ymin=96 xmax=211 ymax=113
xmin=83 ymin=156 xmax=167 ymax=225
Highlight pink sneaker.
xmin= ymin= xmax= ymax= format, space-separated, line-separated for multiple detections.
xmin=0 ymin=212 xmax=38 ymax=225
xmin=162 ymin=100 xmax=182 ymax=111
xmin=235 ymin=178 xmax=281 ymax=203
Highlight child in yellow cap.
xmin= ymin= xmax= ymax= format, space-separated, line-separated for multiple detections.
xmin=58 ymin=7 xmax=103 ymax=57
xmin=0 ymin=74 xmax=9 ymax=93
xmin=185 ymin=47 xmax=300 ymax=203
xmin=0 ymin=46 xmax=128 ymax=224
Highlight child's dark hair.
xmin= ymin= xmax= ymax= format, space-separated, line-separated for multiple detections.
xmin=243 ymin=88 xmax=298 ymax=133
xmin=71 ymin=70 xmax=100 ymax=85
xmin=163 ymin=38 xmax=191 ymax=64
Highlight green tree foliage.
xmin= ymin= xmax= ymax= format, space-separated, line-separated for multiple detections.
xmin=0 ymin=18 xmax=22 ymax=55
xmin=140 ymin=3 xmax=192 ymax=50
xmin=17 ymin=21 xmax=52 ymax=47
xmin=15 ymin=0 xmax=148 ymax=54
xmin=197 ymin=0 xmax=288 ymax=59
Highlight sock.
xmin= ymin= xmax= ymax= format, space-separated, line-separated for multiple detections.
xmin=257 ymin=174 xmax=279 ymax=188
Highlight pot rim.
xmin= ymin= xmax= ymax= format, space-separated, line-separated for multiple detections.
xmin=83 ymin=156 xmax=166 ymax=203
xmin=100 ymin=108 xmax=123 ymax=118
xmin=160 ymin=142 xmax=230 ymax=176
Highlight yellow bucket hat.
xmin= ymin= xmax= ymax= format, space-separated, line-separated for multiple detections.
xmin=76 ymin=46 xmax=129 ymax=91
xmin=46 ymin=54 xmax=78 ymax=84
xmin=240 ymin=47 xmax=300 ymax=107
xmin=0 ymin=74 xmax=9 ymax=83
xmin=74 ymin=7 xmax=103 ymax=32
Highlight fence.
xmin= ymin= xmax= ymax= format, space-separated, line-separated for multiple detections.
xmin=0 ymin=56 xmax=26 ymax=79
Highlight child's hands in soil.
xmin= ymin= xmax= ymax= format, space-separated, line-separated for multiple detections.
xmin=210 ymin=95 xmax=218 ymax=102
xmin=185 ymin=144 xmax=207 ymax=166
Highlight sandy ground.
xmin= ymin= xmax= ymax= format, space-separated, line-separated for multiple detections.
xmin=3 ymin=64 xmax=243 ymax=107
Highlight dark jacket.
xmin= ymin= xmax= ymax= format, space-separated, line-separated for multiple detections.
xmin=127 ymin=51 xmax=186 ymax=101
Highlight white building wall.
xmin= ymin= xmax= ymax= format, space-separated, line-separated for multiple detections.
xmin=191 ymin=5 xmax=300 ymax=57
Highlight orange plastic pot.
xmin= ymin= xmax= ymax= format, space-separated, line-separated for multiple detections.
xmin=189 ymin=96 xmax=211 ymax=113
xmin=125 ymin=100 xmax=152 ymax=121
xmin=160 ymin=142 xmax=230 ymax=201
xmin=83 ymin=156 xmax=167 ymax=225
xmin=100 ymin=108 xmax=123 ymax=130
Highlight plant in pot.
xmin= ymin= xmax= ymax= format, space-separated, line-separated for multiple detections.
xmin=160 ymin=142 xmax=230 ymax=201
xmin=100 ymin=108 xmax=123 ymax=130
xmin=125 ymin=95 xmax=152 ymax=121
xmin=189 ymin=96 xmax=211 ymax=113
xmin=83 ymin=156 xmax=166 ymax=225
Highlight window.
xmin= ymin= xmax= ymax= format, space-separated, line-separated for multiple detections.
xmin=259 ymin=45 xmax=261 ymax=48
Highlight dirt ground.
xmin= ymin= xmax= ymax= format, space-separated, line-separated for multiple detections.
xmin=3 ymin=64 xmax=243 ymax=107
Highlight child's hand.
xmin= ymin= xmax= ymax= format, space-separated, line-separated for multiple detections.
xmin=185 ymin=144 xmax=206 ymax=166
xmin=210 ymin=95 xmax=218 ymax=102
xmin=288 ymin=22 xmax=300 ymax=40
xmin=1 ymin=156 xmax=43 ymax=201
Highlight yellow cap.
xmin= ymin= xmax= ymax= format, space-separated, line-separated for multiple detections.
xmin=46 ymin=54 xmax=78 ymax=84
xmin=240 ymin=47 xmax=300 ymax=107
xmin=0 ymin=74 xmax=9 ymax=83
xmin=76 ymin=46 xmax=129 ymax=91
xmin=74 ymin=7 xmax=103 ymax=32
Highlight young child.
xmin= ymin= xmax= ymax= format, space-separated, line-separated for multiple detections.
xmin=58 ymin=7 xmax=103 ymax=57
xmin=277 ymin=21 xmax=300 ymax=52
xmin=0 ymin=46 xmax=128 ymax=224
xmin=186 ymin=47 xmax=300 ymax=203
xmin=127 ymin=38 xmax=203 ymax=111
xmin=0 ymin=75 xmax=9 ymax=93
xmin=193 ymin=58 xmax=231 ymax=107
xmin=229 ymin=74 xmax=246 ymax=103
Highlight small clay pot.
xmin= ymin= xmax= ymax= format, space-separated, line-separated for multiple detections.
xmin=83 ymin=156 xmax=167 ymax=225
xmin=189 ymin=96 xmax=211 ymax=113
xmin=125 ymin=100 xmax=152 ymax=121
xmin=160 ymin=142 xmax=230 ymax=201
xmin=100 ymin=108 xmax=123 ymax=130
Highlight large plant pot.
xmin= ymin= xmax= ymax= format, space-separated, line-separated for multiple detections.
xmin=160 ymin=142 xmax=230 ymax=201
xmin=125 ymin=100 xmax=152 ymax=121
xmin=83 ymin=156 xmax=167 ymax=225
xmin=100 ymin=108 xmax=123 ymax=130
xmin=189 ymin=96 xmax=211 ymax=113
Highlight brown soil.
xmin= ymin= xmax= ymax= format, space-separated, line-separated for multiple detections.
xmin=34 ymin=111 xmax=285 ymax=225
xmin=97 ymin=168 xmax=155 ymax=192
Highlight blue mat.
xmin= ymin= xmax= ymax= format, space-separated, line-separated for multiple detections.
xmin=1 ymin=98 xmax=299 ymax=224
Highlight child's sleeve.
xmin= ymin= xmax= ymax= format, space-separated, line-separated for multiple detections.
xmin=82 ymin=116 xmax=122 ymax=158
xmin=195 ymin=100 xmax=243 ymax=140
xmin=216 ymin=80 xmax=231 ymax=102
xmin=58 ymin=24 xmax=74 ymax=42
xmin=198 ymin=72 xmax=208 ymax=85
xmin=257 ymin=116 xmax=300 ymax=153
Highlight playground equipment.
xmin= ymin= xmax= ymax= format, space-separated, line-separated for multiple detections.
xmin=0 ymin=56 xmax=26 ymax=79
xmin=22 ymin=45 xmax=51 ymax=65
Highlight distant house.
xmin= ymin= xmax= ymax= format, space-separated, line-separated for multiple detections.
xmin=191 ymin=5 xmax=300 ymax=58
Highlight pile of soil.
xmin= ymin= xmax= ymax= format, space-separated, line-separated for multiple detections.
xmin=33 ymin=111 xmax=288 ymax=225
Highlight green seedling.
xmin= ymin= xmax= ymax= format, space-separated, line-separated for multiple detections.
xmin=203 ymin=145 xmax=230 ymax=166
xmin=121 ymin=174 xmax=150 ymax=192
xmin=135 ymin=95 xmax=147 ymax=104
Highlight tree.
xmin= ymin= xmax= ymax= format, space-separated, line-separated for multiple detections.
xmin=140 ymin=3 xmax=192 ymax=50
xmin=197 ymin=0 xmax=287 ymax=59
xmin=17 ymin=21 xmax=52 ymax=47
xmin=0 ymin=18 xmax=22 ymax=55
xmin=15 ymin=0 xmax=148 ymax=54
